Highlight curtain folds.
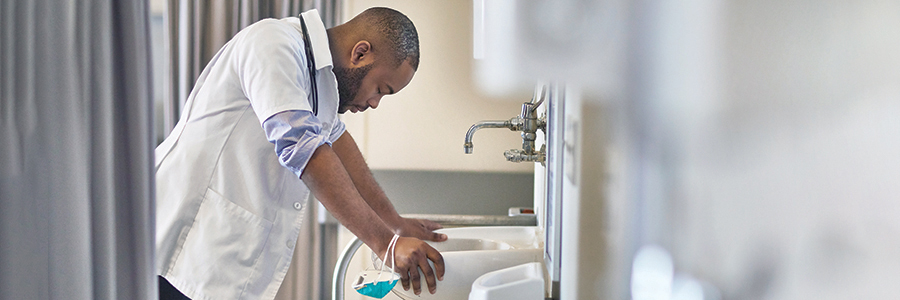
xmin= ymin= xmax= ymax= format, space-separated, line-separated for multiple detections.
xmin=163 ymin=0 xmax=342 ymax=136
xmin=0 ymin=1 xmax=155 ymax=300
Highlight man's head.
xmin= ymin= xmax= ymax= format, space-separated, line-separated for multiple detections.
xmin=327 ymin=7 xmax=419 ymax=113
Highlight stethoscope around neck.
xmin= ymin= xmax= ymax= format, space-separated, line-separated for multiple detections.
xmin=299 ymin=16 xmax=319 ymax=116
xmin=155 ymin=16 xmax=321 ymax=168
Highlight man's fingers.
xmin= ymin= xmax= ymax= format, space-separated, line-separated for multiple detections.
xmin=392 ymin=237 xmax=444 ymax=295
xmin=409 ymin=262 xmax=422 ymax=295
xmin=398 ymin=268 xmax=410 ymax=291
xmin=417 ymin=219 xmax=446 ymax=242
xmin=432 ymin=232 xmax=448 ymax=242
xmin=424 ymin=219 xmax=446 ymax=242
xmin=420 ymin=219 xmax=443 ymax=231
xmin=417 ymin=254 xmax=438 ymax=294
xmin=427 ymin=247 xmax=445 ymax=281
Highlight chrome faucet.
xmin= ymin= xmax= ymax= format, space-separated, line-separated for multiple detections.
xmin=464 ymin=119 xmax=519 ymax=154
xmin=464 ymin=85 xmax=547 ymax=165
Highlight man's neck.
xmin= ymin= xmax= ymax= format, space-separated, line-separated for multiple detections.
xmin=325 ymin=27 xmax=346 ymax=68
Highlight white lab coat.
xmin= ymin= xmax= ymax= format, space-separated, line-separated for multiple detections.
xmin=154 ymin=10 xmax=342 ymax=300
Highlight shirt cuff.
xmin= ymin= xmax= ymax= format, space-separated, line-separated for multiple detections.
xmin=262 ymin=110 xmax=329 ymax=178
xmin=328 ymin=119 xmax=346 ymax=143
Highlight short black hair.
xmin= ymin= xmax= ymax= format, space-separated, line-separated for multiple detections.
xmin=357 ymin=7 xmax=420 ymax=70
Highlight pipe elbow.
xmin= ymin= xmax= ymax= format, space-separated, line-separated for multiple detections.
xmin=463 ymin=120 xmax=511 ymax=154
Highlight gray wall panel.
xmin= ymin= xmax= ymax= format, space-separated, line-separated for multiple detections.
xmin=372 ymin=170 xmax=534 ymax=216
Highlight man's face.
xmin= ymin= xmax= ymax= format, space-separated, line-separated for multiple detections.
xmin=334 ymin=59 xmax=415 ymax=114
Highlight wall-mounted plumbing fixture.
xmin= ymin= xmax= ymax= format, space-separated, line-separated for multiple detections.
xmin=464 ymin=85 xmax=547 ymax=165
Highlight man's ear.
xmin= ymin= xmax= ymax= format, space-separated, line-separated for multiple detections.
xmin=349 ymin=41 xmax=372 ymax=66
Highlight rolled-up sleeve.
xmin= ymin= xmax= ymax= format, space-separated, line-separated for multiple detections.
xmin=328 ymin=119 xmax=346 ymax=143
xmin=263 ymin=110 xmax=331 ymax=178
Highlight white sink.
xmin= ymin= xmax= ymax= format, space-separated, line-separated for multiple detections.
xmin=389 ymin=226 xmax=544 ymax=300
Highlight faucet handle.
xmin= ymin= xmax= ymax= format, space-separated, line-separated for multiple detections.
xmin=503 ymin=144 xmax=546 ymax=166
xmin=520 ymin=102 xmax=535 ymax=119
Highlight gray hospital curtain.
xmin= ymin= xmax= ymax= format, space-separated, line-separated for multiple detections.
xmin=163 ymin=0 xmax=341 ymax=136
xmin=0 ymin=0 xmax=155 ymax=300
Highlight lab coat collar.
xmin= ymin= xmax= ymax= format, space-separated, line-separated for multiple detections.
xmin=299 ymin=10 xmax=333 ymax=71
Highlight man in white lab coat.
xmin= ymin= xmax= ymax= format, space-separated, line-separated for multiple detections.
xmin=154 ymin=7 xmax=446 ymax=300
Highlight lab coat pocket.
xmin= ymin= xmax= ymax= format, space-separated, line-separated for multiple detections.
xmin=175 ymin=188 xmax=274 ymax=297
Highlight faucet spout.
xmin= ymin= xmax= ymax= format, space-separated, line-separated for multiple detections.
xmin=461 ymin=83 xmax=549 ymax=163
xmin=464 ymin=119 xmax=519 ymax=154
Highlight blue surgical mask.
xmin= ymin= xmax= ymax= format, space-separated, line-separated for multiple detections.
xmin=353 ymin=274 xmax=399 ymax=298
xmin=354 ymin=235 xmax=401 ymax=299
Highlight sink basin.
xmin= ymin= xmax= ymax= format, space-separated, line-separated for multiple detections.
xmin=428 ymin=238 xmax=512 ymax=252
xmin=388 ymin=226 xmax=544 ymax=300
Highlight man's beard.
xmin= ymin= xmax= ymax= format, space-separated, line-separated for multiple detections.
xmin=333 ymin=64 xmax=374 ymax=113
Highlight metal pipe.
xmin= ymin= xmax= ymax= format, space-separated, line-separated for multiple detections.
xmin=464 ymin=120 xmax=516 ymax=154
xmin=331 ymin=214 xmax=538 ymax=300
xmin=332 ymin=237 xmax=365 ymax=300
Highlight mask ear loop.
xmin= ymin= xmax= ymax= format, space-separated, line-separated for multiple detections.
xmin=376 ymin=234 xmax=401 ymax=282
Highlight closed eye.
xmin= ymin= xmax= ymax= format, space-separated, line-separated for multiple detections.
xmin=378 ymin=85 xmax=395 ymax=95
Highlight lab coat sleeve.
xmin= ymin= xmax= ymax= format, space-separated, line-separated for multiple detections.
xmin=233 ymin=19 xmax=314 ymax=124
xmin=263 ymin=110 xmax=329 ymax=178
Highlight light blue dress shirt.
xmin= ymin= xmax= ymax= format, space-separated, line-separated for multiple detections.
xmin=263 ymin=109 xmax=346 ymax=178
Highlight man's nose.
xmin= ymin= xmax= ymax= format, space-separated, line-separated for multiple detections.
xmin=368 ymin=97 xmax=382 ymax=109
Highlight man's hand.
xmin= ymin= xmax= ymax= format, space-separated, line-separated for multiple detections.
xmin=395 ymin=217 xmax=448 ymax=242
xmin=388 ymin=237 xmax=445 ymax=295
